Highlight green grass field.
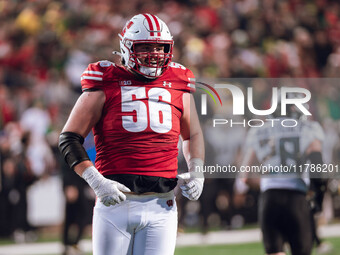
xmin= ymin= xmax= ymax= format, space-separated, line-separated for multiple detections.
xmin=175 ymin=242 xmax=264 ymax=255
xmin=174 ymin=238 xmax=340 ymax=255
xmin=2 ymin=235 xmax=339 ymax=255
xmin=73 ymin=237 xmax=340 ymax=255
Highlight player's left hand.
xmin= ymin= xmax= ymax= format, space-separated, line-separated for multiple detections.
xmin=177 ymin=172 xmax=204 ymax=200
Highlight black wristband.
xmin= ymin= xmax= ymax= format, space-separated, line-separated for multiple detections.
xmin=58 ymin=132 xmax=90 ymax=169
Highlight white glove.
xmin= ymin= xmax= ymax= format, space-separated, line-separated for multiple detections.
xmin=82 ymin=166 xmax=131 ymax=206
xmin=177 ymin=158 xmax=204 ymax=201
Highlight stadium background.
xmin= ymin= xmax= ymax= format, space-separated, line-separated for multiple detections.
xmin=1 ymin=0 xmax=340 ymax=254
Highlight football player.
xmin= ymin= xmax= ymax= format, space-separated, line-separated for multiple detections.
xmin=59 ymin=13 xmax=205 ymax=255
xmin=241 ymin=91 xmax=324 ymax=255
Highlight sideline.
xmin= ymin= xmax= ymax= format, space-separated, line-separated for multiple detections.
xmin=0 ymin=224 xmax=339 ymax=255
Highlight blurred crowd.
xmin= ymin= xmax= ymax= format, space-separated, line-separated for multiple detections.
xmin=1 ymin=0 xmax=340 ymax=245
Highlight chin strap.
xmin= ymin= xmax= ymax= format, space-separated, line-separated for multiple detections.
xmin=139 ymin=66 xmax=161 ymax=78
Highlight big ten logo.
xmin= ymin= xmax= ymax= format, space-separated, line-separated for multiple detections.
xmin=201 ymin=84 xmax=312 ymax=116
xmin=119 ymin=80 xmax=132 ymax=86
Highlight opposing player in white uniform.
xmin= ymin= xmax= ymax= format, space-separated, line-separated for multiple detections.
xmin=59 ymin=14 xmax=205 ymax=255
xmin=242 ymin=94 xmax=324 ymax=255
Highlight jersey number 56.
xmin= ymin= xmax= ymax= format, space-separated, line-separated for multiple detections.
xmin=121 ymin=86 xmax=172 ymax=133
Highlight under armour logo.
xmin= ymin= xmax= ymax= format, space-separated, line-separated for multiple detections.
xmin=163 ymin=81 xmax=172 ymax=87
xmin=166 ymin=200 xmax=173 ymax=207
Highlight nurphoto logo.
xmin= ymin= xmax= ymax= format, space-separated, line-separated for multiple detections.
xmin=197 ymin=82 xmax=312 ymax=128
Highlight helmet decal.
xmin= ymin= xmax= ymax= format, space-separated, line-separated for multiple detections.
xmin=120 ymin=21 xmax=134 ymax=38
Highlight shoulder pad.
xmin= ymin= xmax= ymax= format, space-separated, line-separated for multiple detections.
xmin=169 ymin=62 xmax=187 ymax=70
xmin=81 ymin=61 xmax=115 ymax=91
xmin=98 ymin=60 xmax=115 ymax=67
xmin=168 ymin=62 xmax=196 ymax=93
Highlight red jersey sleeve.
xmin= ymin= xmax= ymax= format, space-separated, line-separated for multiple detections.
xmin=81 ymin=60 xmax=115 ymax=91
xmin=168 ymin=62 xmax=196 ymax=93
xmin=184 ymin=67 xmax=196 ymax=93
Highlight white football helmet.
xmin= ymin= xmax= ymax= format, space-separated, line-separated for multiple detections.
xmin=118 ymin=13 xmax=173 ymax=79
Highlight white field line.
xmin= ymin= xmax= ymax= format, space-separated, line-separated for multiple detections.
xmin=0 ymin=224 xmax=339 ymax=255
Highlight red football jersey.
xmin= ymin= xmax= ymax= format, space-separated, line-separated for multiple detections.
xmin=80 ymin=61 xmax=195 ymax=178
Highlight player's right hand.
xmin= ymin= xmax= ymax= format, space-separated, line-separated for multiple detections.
xmin=82 ymin=166 xmax=131 ymax=206
xmin=96 ymin=178 xmax=131 ymax=206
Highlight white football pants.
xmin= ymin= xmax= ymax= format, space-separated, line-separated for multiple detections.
xmin=92 ymin=191 xmax=177 ymax=255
